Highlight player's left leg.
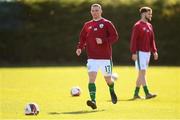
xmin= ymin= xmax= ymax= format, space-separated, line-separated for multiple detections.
xmin=100 ymin=59 xmax=117 ymax=104
xmin=104 ymin=76 xmax=117 ymax=104
xmin=139 ymin=51 xmax=157 ymax=99
xmin=141 ymin=69 xmax=157 ymax=99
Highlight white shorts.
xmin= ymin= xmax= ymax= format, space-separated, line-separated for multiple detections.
xmin=87 ymin=59 xmax=112 ymax=76
xmin=135 ymin=51 xmax=151 ymax=70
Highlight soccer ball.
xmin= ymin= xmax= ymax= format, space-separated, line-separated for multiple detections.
xmin=24 ymin=103 xmax=39 ymax=115
xmin=71 ymin=86 xmax=81 ymax=96
xmin=111 ymin=73 xmax=119 ymax=81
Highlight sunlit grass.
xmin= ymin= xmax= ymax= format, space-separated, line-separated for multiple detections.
xmin=0 ymin=66 xmax=180 ymax=119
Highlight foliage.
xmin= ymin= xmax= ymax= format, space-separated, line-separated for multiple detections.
xmin=0 ymin=0 xmax=180 ymax=66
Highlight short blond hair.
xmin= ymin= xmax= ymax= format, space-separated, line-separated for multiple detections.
xmin=139 ymin=6 xmax=152 ymax=14
xmin=91 ymin=3 xmax=102 ymax=10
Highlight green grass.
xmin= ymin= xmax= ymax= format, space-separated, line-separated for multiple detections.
xmin=0 ymin=66 xmax=180 ymax=120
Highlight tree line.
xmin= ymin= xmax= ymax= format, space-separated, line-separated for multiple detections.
xmin=0 ymin=0 xmax=179 ymax=66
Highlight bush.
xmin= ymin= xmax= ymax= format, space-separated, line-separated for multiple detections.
xmin=0 ymin=0 xmax=179 ymax=66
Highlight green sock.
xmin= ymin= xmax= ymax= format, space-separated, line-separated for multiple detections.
xmin=134 ymin=87 xmax=140 ymax=96
xmin=108 ymin=82 xmax=114 ymax=93
xmin=143 ymin=86 xmax=149 ymax=95
xmin=88 ymin=83 xmax=96 ymax=102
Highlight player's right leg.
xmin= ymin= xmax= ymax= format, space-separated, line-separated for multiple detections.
xmin=86 ymin=59 xmax=98 ymax=109
xmin=87 ymin=72 xmax=97 ymax=109
xmin=133 ymin=51 xmax=150 ymax=99
xmin=133 ymin=72 xmax=142 ymax=100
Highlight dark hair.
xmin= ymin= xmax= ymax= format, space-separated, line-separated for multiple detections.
xmin=139 ymin=7 xmax=152 ymax=14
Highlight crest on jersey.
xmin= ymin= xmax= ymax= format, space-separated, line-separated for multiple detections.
xmin=99 ymin=24 xmax=104 ymax=28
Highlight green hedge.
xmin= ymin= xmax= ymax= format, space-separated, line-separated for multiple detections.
xmin=0 ymin=0 xmax=180 ymax=66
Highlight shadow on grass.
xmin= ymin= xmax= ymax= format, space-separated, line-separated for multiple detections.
xmin=107 ymin=98 xmax=145 ymax=102
xmin=48 ymin=109 xmax=105 ymax=115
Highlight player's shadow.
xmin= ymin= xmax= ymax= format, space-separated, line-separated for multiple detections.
xmin=48 ymin=112 xmax=61 ymax=115
xmin=48 ymin=109 xmax=105 ymax=115
xmin=107 ymin=98 xmax=144 ymax=102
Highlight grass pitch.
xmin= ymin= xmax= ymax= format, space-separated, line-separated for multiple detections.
xmin=0 ymin=66 xmax=180 ymax=120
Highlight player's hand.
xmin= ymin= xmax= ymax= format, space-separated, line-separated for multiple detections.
xmin=153 ymin=52 xmax=158 ymax=60
xmin=76 ymin=49 xmax=81 ymax=56
xmin=132 ymin=54 xmax=137 ymax=61
xmin=96 ymin=38 xmax=103 ymax=44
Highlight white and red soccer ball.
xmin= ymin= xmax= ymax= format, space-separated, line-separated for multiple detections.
xmin=111 ymin=73 xmax=119 ymax=81
xmin=71 ymin=86 xmax=81 ymax=96
xmin=24 ymin=103 xmax=39 ymax=115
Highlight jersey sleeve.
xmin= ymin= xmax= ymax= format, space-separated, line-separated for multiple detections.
xmin=150 ymin=26 xmax=157 ymax=53
xmin=105 ymin=21 xmax=119 ymax=44
xmin=130 ymin=24 xmax=139 ymax=54
xmin=77 ymin=23 xmax=87 ymax=50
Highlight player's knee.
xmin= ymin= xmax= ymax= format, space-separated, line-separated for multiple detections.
xmin=89 ymin=77 xmax=96 ymax=83
xmin=104 ymin=76 xmax=113 ymax=84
